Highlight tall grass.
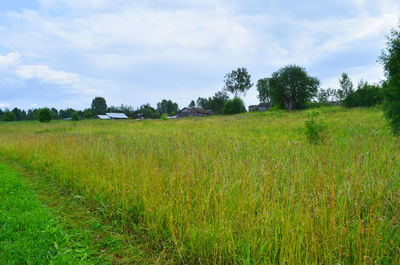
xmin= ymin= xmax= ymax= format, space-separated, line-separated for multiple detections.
xmin=0 ymin=107 xmax=399 ymax=264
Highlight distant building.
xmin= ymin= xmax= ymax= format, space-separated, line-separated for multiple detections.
xmin=97 ymin=115 xmax=111 ymax=120
xmin=176 ymin=107 xmax=214 ymax=118
xmin=248 ymin=105 xmax=259 ymax=112
xmin=249 ymin=102 xmax=271 ymax=112
xmin=258 ymin=102 xmax=271 ymax=111
xmin=97 ymin=113 xmax=128 ymax=120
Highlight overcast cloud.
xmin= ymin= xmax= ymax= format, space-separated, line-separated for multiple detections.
xmin=0 ymin=0 xmax=398 ymax=110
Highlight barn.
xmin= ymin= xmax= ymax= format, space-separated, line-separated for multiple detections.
xmin=176 ymin=107 xmax=213 ymax=118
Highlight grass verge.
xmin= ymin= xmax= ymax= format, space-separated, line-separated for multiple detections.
xmin=0 ymin=161 xmax=91 ymax=264
xmin=0 ymin=158 xmax=172 ymax=264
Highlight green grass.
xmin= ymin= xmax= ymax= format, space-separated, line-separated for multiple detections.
xmin=0 ymin=162 xmax=87 ymax=264
xmin=0 ymin=107 xmax=399 ymax=264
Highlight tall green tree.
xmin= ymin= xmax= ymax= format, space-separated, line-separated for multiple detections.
xmin=2 ymin=111 xmax=16 ymax=122
xmin=156 ymin=99 xmax=179 ymax=116
xmin=257 ymin=78 xmax=270 ymax=103
xmin=196 ymin=91 xmax=229 ymax=114
xmin=264 ymin=65 xmax=320 ymax=111
xmin=380 ymin=22 xmax=400 ymax=135
xmin=224 ymin=67 xmax=253 ymax=97
xmin=38 ymin=108 xmax=52 ymax=122
xmin=337 ymin=73 xmax=354 ymax=102
xmin=223 ymin=97 xmax=246 ymax=115
xmin=188 ymin=100 xmax=196 ymax=108
xmin=91 ymin=97 xmax=107 ymax=116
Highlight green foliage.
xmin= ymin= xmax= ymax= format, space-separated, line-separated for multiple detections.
xmin=38 ymin=108 xmax=52 ymax=122
xmin=11 ymin=108 xmax=27 ymax=121
xmin=223 ymin=97 xmax=246 ymax=115
xmin=304 ymin=111 xmax=327 ymax=143
xmin=2 ymin=111 xmax=16 ymax=122
xmin=157 ymin=99 xmax=179 ymax=116
xmin=91 ymin=97 xmax=107 ymax=115
xmin=71 ymin=112 xmax=79 ymax=121
xmin=256 ymin=78 xmax=270 ymax=102
xmin=262 ymin=65 xmax=320 ymax=111
xmin=188 ymin=100 xmax=196 ymax=108
xmin=196 ymin=90 xmax=229 ymax=114
xmin=0 ymin=163 xmax=86 ymax=264
xmin=380 ymin=23 xmax=400 ymax=135
xmin=224 ymin=67 xmax=253 ymax=97
xmin=337 ymin=73 xmax=354 ymax=102
xmin=137 ymin=104 xmax=160 ymax=119
xmin=317 ymin=88 xmax=338 ymax=103
xmin=343 ymin=80 xmax=383 ymax=108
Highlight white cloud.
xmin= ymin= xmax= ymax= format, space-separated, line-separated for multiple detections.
xmin=0 ymin=52 xmax=20 ymax=67
xmin=0 ymin=0 xmax=399 ymax=109
xmin=15 ymin=65 xmax=80 ymax=85
xmin=0 ymin=103 xmax=10 ymax=109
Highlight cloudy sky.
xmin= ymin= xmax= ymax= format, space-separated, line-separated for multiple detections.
xmin=0 ymin=0 xmax=398 ymax=110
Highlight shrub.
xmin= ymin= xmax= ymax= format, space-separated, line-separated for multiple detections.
xmin=223 ymin=97 xmax=246 ymax=115
xmin=71 ymin=112 xmax=79 ymax=121
xmin=3 ymin=111 xmax=16 ymax=122
xmin=304 ymin=111 xmax=327 ymax=144
xmin=38 ymin=108 xmax=52 ymax=123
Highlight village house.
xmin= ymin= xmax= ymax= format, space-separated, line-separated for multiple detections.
xmin=248 ymin=102 xmax=271 ymax=112
xmin=176 ymin=107 xmax=214 ymax=118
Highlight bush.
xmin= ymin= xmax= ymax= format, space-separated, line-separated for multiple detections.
xmin=223 ymin=97 xmax=246 ymax=115
xmin=304 ymin=111 xmax=327 ymax=144
xmin=71 ymin=112 xmax=79 ymax=121
xmin=3 ymin=111 xmax=16 ymax=122
xmin=38 ymin=108 xmax=52 ymax=122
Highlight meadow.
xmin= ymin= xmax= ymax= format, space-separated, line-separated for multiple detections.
xmin=0 ymin=107 xmax=399 ymax=264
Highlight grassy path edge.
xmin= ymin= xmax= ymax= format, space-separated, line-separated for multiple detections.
xmin=0 ymin=157 xmax=170 ymax=264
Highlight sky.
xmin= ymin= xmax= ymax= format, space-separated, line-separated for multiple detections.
xmin=0 ymin=0 xmax=399 ymax=110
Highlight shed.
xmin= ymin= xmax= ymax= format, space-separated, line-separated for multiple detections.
xmin=97 ymin=115 xmax=111 ymax=120
xmin=258 ymin=102 xmax=271 ymax=111
xmin=105 ymin=113 xmax=128 ymax=119
xmin=248 ymin=105 xmax=258 ymax=112
xmin=176 ymin=107 xmax=210 ymax=118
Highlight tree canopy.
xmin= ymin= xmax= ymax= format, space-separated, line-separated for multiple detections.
xmin=223 ymin=97 xmax=246 ymax=115
xmin=380 ymin=22 xmax=400 ymax=135
xmin=91 ymin=97 xmax=107 ymax=116
xmin=337 ymin=73 xmax=354 ymax=102
xmin=256 ymin=78 xmax=270 ymax=103
xmin=156 ymin=99 xmax=179 ymax=116
xmin=261 ymin=65 xmax=320 ymax=111
xmin=224 ymin=68 xmax=253 ymax=97
xmin=195 ymin=90 xmax=229 ymax=114
xmin=38 ymin=108 xmax=52 ymax=122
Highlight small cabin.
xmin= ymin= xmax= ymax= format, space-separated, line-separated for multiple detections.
xmin=176 ymin=107 xmax=213 ymax=118
xmin=248 ymin=102 xmax=271 ymax=112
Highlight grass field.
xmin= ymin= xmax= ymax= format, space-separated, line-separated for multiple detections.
xmin=0 ymin=107 xmax=399 ymax=264
xmin=0 ymin=162 xmax=90 ymax=264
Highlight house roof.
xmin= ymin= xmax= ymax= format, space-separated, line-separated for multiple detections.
xmin=178 ymin=107 xmax=209 ymax=115
xmin=106 ymin=113 xmax=128 ymax=119
xmin=97 ymin=115 xmax=111 ymax=120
